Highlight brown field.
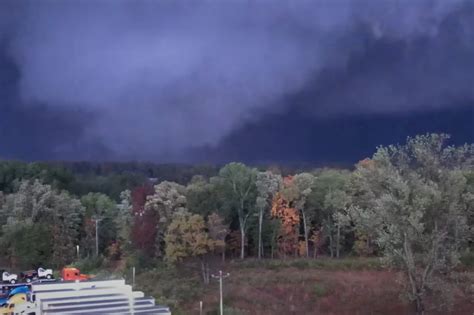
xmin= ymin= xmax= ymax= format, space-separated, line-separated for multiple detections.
xmin=174 ymin=259 xmax=474 ymax=315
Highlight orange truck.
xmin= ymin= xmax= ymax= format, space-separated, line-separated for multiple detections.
xmin=61 ymin=267 xmax=91 ymax=281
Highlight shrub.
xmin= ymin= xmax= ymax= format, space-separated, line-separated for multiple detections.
xmin=71 ymin=256 xmax=104 ymax=273
xmin=460 ymin=250 xmax=474 ymax=268
xmin=207 ymin=307 xmax=246 ymax=315
xmin=313 ymin=283 xmax=328 ymax=298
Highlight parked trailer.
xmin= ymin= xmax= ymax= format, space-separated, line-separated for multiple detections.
xmin=12 ymin=279 xmax=171 ymax=314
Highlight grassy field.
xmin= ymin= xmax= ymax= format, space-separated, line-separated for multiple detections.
xmin=129 ymin=257 xmax=474 ymax=315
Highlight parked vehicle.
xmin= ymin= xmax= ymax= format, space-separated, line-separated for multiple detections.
xmin=20 ymin=267 xmax=53 ymax=283
xmin=61 ymin=267 xmax=90 ymax=281
xmin=0 ymin=293 xmax=28 ymax=314
xmin=1 ymin=273 xmax=17 ymax=285
xmin=0 ymin=286 xmax=29 ymax=306
xmin=37 ymin=268 xmax=53 ymax=280
xmin=13 ymin=280 xmax=171 ymax=315
xmin=18 ymin=271 xmax=35 ymax=284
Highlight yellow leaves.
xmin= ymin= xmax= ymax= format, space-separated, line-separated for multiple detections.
xmin=164 ymin=211 xmax=214 ymax=263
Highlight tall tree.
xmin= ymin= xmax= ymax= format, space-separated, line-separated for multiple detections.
xmin=281 ymin=174 xmax=315 ymax=257
xmin=164 ymin=211 xmax=216 ymax=284
xmin=80 ymin=193 xmax=118 ymax=256
xmin=323 ymin=189 xmax=352 ymax=258
xmin=4 ymin=223 xmax=51 ymax=268
xmin=0 ymin=180 xmax=83 ymax=267
xmin=186 ymin=175 xmax=219 ymax=218
xmin=348 ymin=162 xmax=381 ymax=256
xmin=51 ymin=191 xmax=83 ymax=265
xmin=130 ymin=185 xmax=156 ymax=255
xmin=145 ymin=181 xmax=187 ymax=256
xmin=116 ymin=190 xmax=133 ymax=257
xmin=215 ymin=163 xmax=257 ymax=259
xmin=351 ymin=134 xmax=473 ymax=314
xmin=307 ymin=169 xmax=351 ymax=257
xmin=207 ymin=212 xmax=229 ymax=262
xmin=271 ymin=192 xmax=300 ymax=258
xmin=255 ymin=171 xmax=282 ymax=259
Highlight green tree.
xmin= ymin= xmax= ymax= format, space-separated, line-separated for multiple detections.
xmin=1 ymin=180 xmax=83 ymax=267
xmin=207 ymin=212 xmax=229 ymax=261
xmin=0 ymin=222 xmax=51 ymax=269
xmin=0 ymin=161 xmax=74 ymax=193
xmin=186 ymin=176 xmax=219 ymax=217
xmin=351 ymin=134 xmax=473 ymax=314
xmin=255 ymin=171 xmax=282 ymax=259
xmin=80 ymin=193 xmax=118 ymax=257
xmin=215 ymin=163 xmax=257 ymax=259
xmin=49 ymin=190 xmax=84 ymax=266
xmin=0 ymin=192 xmax=5 ymax=225
xmin=116 ymin=190 xmax=133 ymax=256
xmin=323 ymin=189 xmax=352 ymax=258
xmin=281 ymin=173 xmax=315 ymax=257
xmin=145 ymin=181 xmax=187 ymax=256
xmin=307 ymin=169 xmax=351 ymax=257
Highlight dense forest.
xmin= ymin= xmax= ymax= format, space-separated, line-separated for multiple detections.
xmin=0 ymin=133 xmax=472 ymax=314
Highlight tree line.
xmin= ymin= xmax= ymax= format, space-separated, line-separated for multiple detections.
xmin=0 ymin=133 xmax=472 ymax=314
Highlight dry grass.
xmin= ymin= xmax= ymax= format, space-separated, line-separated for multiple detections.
xmin=180 ymin=259 xmax=474 ymax=315
xmin=132 ymin=257 xmax=474 ymax=314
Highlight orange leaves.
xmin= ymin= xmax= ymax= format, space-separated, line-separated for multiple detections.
xmin=271 ymin=186 xmax=300 ymax=257
xmin=271 ymin=192 xmax=300 ymax=232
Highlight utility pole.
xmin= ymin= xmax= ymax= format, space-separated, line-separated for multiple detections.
xmin=93 ymin=218 xmax=102 ymax=257
xmin=132 ymin=266 xmax=136 ymax=288
xmin=211 ymin=270 xmax=230 ymax=315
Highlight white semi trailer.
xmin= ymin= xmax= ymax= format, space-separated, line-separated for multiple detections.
xmin=12 ymin=279 xmax=171 ymax=314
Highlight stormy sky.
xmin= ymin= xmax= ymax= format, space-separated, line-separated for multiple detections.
xmin=0 ymin=0 xmax=473 ymax=164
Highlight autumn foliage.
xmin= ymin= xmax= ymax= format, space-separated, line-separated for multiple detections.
xmin=271 ymin=191 xmax=300 ymax=257
xmin=130 ymin=185 xmax=157 ymax=253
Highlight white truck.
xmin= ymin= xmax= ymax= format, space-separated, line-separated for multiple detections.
xmin=37 ymin=268 xmax=53 ymax=280
xmin=20 ymin=268 xmax=54 ymax=283
xmin=2 ymin=271 xmax=18 ymax=284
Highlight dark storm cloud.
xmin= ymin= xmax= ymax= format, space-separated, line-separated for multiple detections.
xmin=301 ymin=4 xmax=474 ymax=116
xmin=0 ymin=44 xmax=107 ymax=160
xmin=0 ymin=0 xmax=473 ymax=160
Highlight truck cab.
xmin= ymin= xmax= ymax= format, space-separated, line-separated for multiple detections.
xmin=37 ymin=268 xmax=53 ymax=280
xmin=1 ymin=273 xmax=17 ymax=285
xmin=61 ymin=268 xmax=90 ymax=281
